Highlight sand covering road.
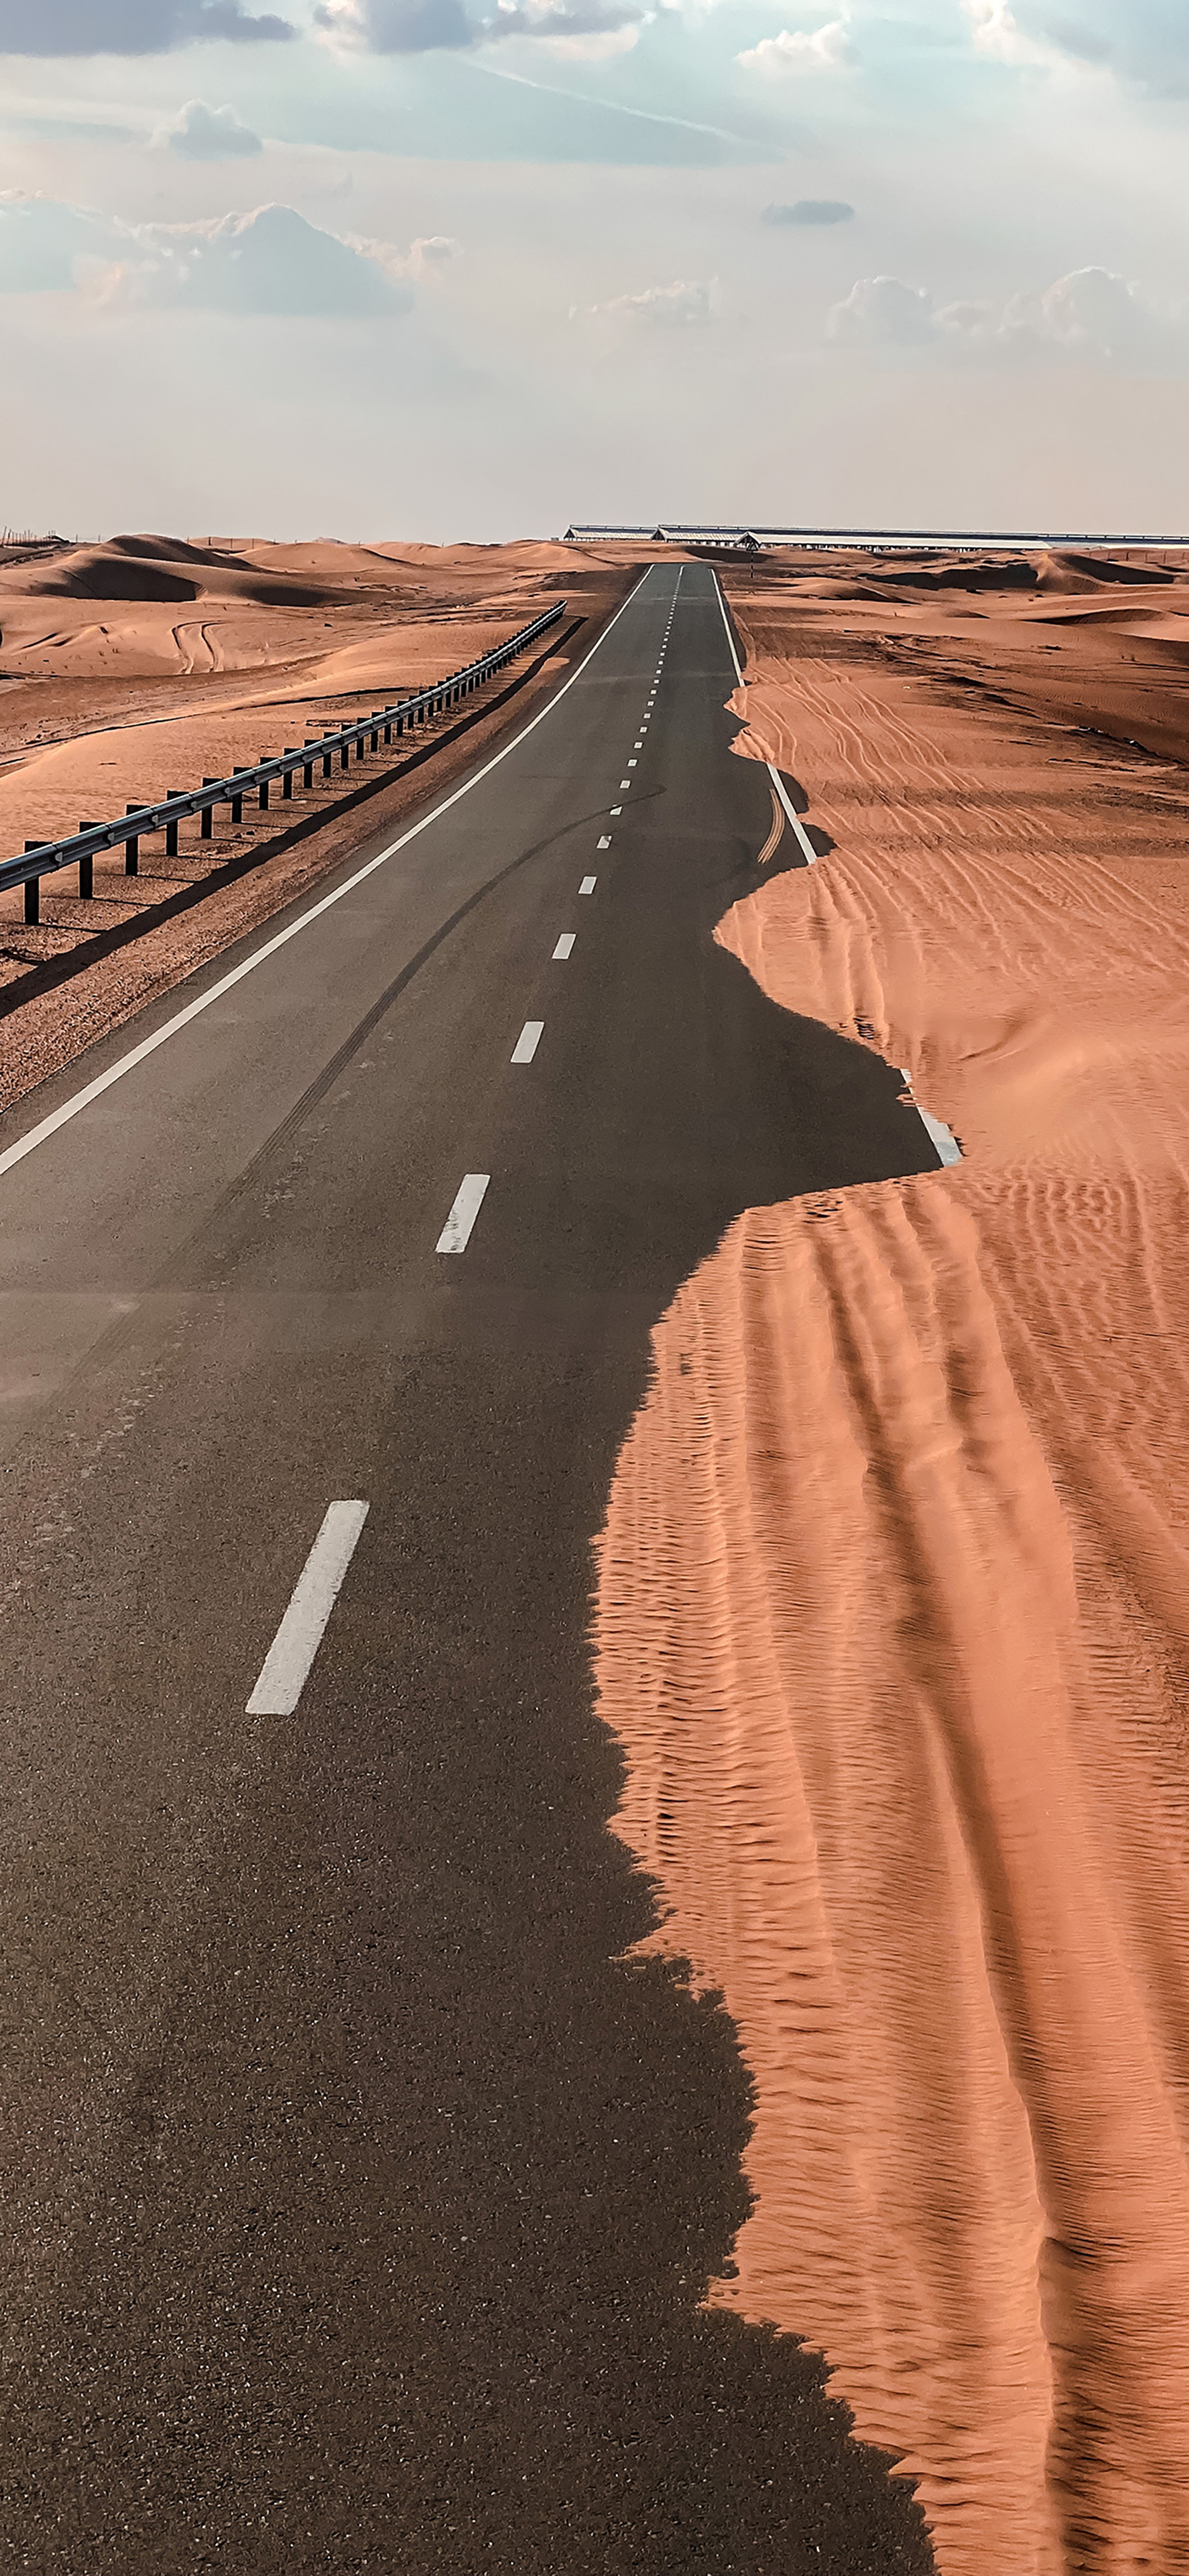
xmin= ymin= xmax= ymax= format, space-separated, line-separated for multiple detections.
xmin=594 ymin=558 xmax=1189 ymax=2571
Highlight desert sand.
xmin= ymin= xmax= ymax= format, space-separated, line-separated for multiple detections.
xmin=594 ymin=548 xmax=1189 ymax=2571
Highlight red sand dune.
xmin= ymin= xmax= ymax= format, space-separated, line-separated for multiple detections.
xmin=594 ymin=577 xmax=1189 ymax=2571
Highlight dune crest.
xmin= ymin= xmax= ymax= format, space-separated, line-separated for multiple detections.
xmin=593 ymin=605 xmax=1189 ymax=2568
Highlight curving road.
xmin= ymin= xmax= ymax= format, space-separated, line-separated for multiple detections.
xmin=0 ymin=562 xmax=939 ymax=2573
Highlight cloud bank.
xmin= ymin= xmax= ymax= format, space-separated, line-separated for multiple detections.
xmin=828 ymin=265 xmax=1182 ymax=365
xmin=0 ymin=0 xmax=294 ymax=51
xmin=315 ymin=0 xmax=647 ymax=52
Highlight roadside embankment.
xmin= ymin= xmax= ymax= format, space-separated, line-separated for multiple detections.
xmin=0 ymin=536 xmax=636 ymax=1107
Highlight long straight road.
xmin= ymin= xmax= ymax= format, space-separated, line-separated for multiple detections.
xmin=0 ymin=563 xmax=938 ymax=2573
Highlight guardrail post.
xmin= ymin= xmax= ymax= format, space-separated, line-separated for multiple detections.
xmin=166 ymin=797 xmax=182 ymax=857
xmin=370 ymin=721 xmax=379 ymax=752
xmin=340 ymin=740 xmax=350 ymax=770
xmin=23 ymin=842 xmax=45 ymax=923
xmin=77 ymin=824 xmax=99 ymax=897
xmin=304 ymin=747 xmax=315 ymax=789
xmin=321 ymin=746 xmax=332 ymax=779
xmin=124 ymin=806 xmax=140 ymax=873
xmin=283 ymin=753 xmax=297 ymax=801
xmin=355 ymin=729 xmax=364 ymax=762
xmin=384 ymin=718 xmax=392 ymax=745
xmin=201 ymin=781 xmax=216 ymax=838
xmin=259 ymin=766 xmax=270 ymax=811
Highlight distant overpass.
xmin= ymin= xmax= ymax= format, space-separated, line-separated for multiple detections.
xmin=564 ymin=521 xmax=1189 ymax=552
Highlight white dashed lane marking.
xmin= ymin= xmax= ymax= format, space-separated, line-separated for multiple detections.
xmin=437 ymin=1170 xmax=490 ymax=1254
xmin=580 ymin=875 xmax=597 ymax=895
xmin=246 ymin=1501 xmax=370 ymax=1717
xmin=553 ymin=933 xmax=576 ymax=960
xmin=511 ymin=1020 xmax=544 ymax=1065
xmin=597 ymin=834 xmax=611 ymax=849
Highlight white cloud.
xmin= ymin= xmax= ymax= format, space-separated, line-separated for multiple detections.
xmin=828 ymin=265 xmax=1182 ymax=366
xmin=0 ymin=194 xmax=414 ymax=316
xmin=344 ymin=228 xmax=461 ymax=279
xmin=115 ymin=204 xmax=416 ymax=313
xmin=405 ymin=232 xmax=461 ymax=274
xmin=158 ymin=98 xmax=264 ymax=157
xmin=828 ymin=272 xmax=933 ymax=343
xmin=962 ymin=0 xmax=1045 ymax=61
xmin=1006 ymin=265 xmax=1164 ymax=358
xmin=588 ymin=275 xmax=713 ymax=323
xmin=737 ymin=18 xmax=855 ymax=74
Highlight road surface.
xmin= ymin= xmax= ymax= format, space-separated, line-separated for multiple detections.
xmin=0 ymin=563 xmax=938 ymax=2573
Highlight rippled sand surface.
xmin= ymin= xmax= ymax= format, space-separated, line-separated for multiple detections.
xmin=594 ymin=603 xmax=1189 ymax=2570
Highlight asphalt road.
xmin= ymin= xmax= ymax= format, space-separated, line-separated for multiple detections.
xmin=0 ymin=562 xmax=939 ymax=2574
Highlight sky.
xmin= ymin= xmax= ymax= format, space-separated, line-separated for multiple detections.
xmin=1 ymin=0 xmax=1187 ymax=538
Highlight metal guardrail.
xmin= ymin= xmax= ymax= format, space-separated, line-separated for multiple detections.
xmin=3 ymin=598 xmax=566 ymax=925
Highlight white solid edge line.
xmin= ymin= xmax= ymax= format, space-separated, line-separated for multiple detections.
xmin=511 ymin=1019 xmax=543 ymax=1063
xmin=246 ymin=1500 xmax=369 ymax=1717
xmin=769 ymin=769 xmax=819 ymax=866
xmin=553 ymin=932 xmax=575 ymax=959
xmin=0 ymin=568 xmax=657 ymax=1187
xmin=437 ymin=1168 xmax=490 ymax=1253
xmin=579 ymin=875 xmax=597 ymax=894
xmin=709 ymin=568 xmax=817 ymax=867
xmin=919 ymin=1107 xmax=963 ymax=1167
xmin=898 ymin=1069 xmax=962 ymax=1166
